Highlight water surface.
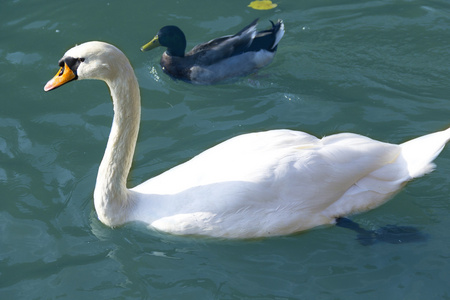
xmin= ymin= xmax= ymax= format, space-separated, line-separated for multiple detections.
xmin=1 ymin=0 xmax=450 ymax=298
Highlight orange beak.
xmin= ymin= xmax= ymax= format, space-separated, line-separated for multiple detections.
xmin=44 ymin=62 xmax=77 ymax=91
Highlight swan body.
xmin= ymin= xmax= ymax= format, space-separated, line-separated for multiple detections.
xmin=45 ymin=41 xmax=450 ymax=238
xmin=140 ymin=19 xmax=285 ymax=84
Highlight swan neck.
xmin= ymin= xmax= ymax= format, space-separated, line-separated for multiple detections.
xmin=94 ymin=64 xmax=141 ymax=226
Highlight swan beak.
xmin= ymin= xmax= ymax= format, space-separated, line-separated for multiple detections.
xmin=140 ymin=35 xmax=160 ymax=52
xmin=44 ymin=62 xmax=77 ymax=91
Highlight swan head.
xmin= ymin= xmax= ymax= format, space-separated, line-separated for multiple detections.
xmin=44 ymin=41 xmax=130 ymax=91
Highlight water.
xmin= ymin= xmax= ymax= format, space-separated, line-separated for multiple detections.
xmin=1 ymin=0 xmax=450 ymax=298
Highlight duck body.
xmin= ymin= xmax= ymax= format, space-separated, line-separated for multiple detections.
xmin=45 ymin=42 xmax=450 ymax=239
xmin=141 ymin=19 xmax=285 ymax=84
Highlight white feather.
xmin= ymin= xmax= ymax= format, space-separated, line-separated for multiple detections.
xmin=48 ymin=42 xmax=450 ymax=238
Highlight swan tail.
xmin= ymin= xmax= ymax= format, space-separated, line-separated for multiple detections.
xmin=400 ymin=127 xmax=450 ymax=178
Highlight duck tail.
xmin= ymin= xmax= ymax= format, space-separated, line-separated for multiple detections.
xmin=270 ymin=20 xmax=285 ymax=50
xmin=400 ymin=127 xmax=450 ymax=178
xmin=249 ymin=20 xmax=285 ymax=52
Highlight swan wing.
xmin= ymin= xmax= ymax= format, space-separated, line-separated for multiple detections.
xmin=131 ymin=130 xmax=402 ymax=236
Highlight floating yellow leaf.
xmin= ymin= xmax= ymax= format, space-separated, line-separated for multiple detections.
xmin=248 ymin=0 xmax=277 ymax=10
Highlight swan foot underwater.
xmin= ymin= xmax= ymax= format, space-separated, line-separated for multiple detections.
xmin=44 ymin=41 xmax=450 ymax=243
xmin=335 ymin=218 xmax=428 ymax=245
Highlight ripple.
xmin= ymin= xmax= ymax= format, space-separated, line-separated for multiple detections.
xmin=5 ymin=51 xmax=41 ymax=65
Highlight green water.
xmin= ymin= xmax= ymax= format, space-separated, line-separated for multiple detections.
xmin=1 ymin=0 xmax=450 ymax=298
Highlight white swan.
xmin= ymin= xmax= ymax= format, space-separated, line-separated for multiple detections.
xmin=44 ymin=41 xmax=450 ymax=239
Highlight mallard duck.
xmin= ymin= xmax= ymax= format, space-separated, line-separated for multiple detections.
xmin=44 ymin=41 xmax=450 ymax=240
xmin=140 ymin=19 xmax=285 ymax=84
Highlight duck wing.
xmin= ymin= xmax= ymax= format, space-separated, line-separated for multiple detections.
xmin=187 ymin=19 xmax=259 ymax=65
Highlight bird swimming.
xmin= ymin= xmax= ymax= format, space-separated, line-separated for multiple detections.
xmin=44 ymin=41 xmax=449 ymax=241
xmin=140 ymin=19 xmax=285 ymax=84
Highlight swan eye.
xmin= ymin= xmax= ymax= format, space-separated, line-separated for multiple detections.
xmin=79 ymin=57 xmax=85 ymax=62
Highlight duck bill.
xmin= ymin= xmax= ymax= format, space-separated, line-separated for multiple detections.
xmin=44 ymin=62 xmax=77 ymax=91
xmin=140 ymin=36 xmax=160 ymax=52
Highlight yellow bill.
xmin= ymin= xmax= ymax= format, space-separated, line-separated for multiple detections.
xmin=44 ymin=62 xmax=77 ymax=91
xmin=141 ymin=35 xmax=161 ymax=52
